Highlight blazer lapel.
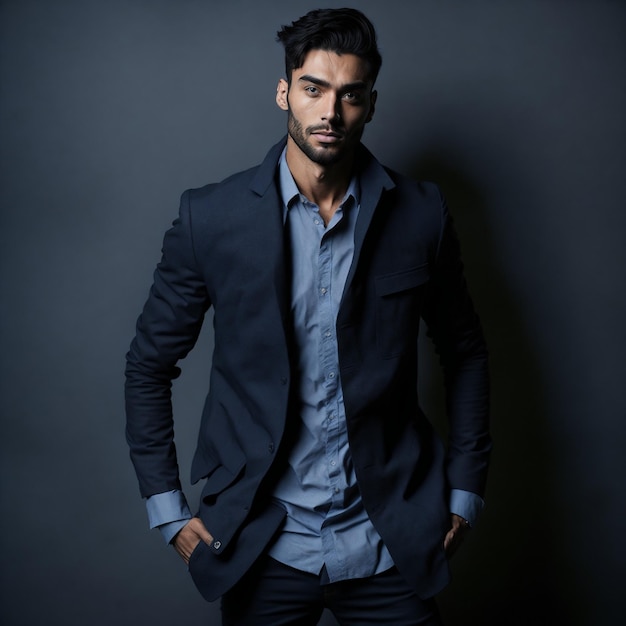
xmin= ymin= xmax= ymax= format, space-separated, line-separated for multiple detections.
xmin=343 ymin=145 xmax=396 ymax=300
xmin=248 ymin=137 xmax=293 ymax=333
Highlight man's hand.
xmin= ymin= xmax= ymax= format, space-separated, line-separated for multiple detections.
xmin=173 ymin=517 xmax=214 ymax=565
xmin=443 ymin=513 xmax=470 ymax=558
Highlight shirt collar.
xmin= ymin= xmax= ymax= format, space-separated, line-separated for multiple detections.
xmin=278 ymin=147 xmax=360 ymax=213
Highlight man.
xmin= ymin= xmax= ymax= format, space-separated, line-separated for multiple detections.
xmin=125 ymin=8 xmax=491 ymax=625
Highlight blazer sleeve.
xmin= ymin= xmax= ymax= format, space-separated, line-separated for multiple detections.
xmin=125 ymin=189 xmax=211 ymax=498
xmin=421 ymin=189 xmax=491 ymax=498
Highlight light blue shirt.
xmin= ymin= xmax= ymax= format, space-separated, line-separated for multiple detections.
xmin=266 ymin=151 xmax=394 ymax=581
xmin=145 ymin=151 xmax=484 ymax=560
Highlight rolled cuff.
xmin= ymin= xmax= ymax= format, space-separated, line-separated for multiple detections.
xmin=449 ymin=488 xmax=484 ymax=527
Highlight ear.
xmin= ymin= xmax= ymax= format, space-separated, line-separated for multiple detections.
xmin=366 ymin=89 xmax=377 ymax=123
xmin=276 ymin=78 xmax=289 ymax=111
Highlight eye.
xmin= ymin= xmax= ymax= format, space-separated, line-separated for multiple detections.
xmin=304 ymin=85 xmax=320 ymax=96
xmin=343 ymin=91 xmax=363 ymax=103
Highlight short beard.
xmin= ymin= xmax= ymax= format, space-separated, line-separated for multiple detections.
xmin=287 ymin=109 xmax=345 ymax=166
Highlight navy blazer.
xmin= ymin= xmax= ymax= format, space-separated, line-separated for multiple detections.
xmin=125 ymin=137 xmax=490 ymax=601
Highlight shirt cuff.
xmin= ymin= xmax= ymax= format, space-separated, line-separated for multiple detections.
xmin=145 ymin=490 xmax=192 ymax=544
xmin=157 ymin=519 xmax=190 ymax=545
xmin=449 ymin=489 xmax=484 ymax=527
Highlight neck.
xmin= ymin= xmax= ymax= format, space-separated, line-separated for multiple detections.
xmin=285 ymin=137 xmax=355 ymax=223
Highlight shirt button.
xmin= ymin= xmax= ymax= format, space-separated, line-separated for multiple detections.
xmin=330 ymin=460 xmax=336 ymax=466
xmin=328 ymin=372 xmax=335 ymax=379
xmin=325 ymin=331 xmax=331 ymax=338
xmin=320 ymin=287 xmax=327 ymax=295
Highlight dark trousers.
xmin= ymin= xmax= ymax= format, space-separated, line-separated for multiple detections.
xmin=221 ymin=556 xmax=443 ymax=626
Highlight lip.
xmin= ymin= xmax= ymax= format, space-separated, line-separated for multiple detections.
xmin=311 ymin=132 xmax=342 ymax=144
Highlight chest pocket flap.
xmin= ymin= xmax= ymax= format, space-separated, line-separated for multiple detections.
xmin=375 ymin=264 xmax=430 ymax=297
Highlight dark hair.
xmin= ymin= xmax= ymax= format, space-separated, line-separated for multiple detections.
xmin=276 ymin=8 xmax=382 ymax=83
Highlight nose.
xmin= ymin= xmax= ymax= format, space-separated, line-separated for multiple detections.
xmin=321 ymin=93 xmax=341 ymax=123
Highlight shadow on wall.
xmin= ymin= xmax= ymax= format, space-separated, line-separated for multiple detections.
xmin=410 ymin=150 xmax=583 ymax=626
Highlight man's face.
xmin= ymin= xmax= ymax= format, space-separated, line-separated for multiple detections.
xmin=276 ymin=49 xmax=377 ymax=167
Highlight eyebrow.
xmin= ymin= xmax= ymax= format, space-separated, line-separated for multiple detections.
xmin=298 ymin=74 xmax=368 ymax=92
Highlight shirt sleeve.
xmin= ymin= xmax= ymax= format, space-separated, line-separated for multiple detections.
xmin=449 ymin=488 xmax=484 ymax=527
xmin=145 ymin=489 xmax=192 ymax=544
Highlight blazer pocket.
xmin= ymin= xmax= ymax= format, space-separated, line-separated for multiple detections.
xmin=201 ymin=460 xmax=245 ymax=505
xmin=375 ymin=265 xmax=430 ymax=296
xmin=375 ymin=265 xmax=430 ymax=358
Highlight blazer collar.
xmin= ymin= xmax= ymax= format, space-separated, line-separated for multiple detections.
xmin=249 ymin=136 xmax=396 ymax=201
xmin=250 ymin=137 xmax=288 ymax=197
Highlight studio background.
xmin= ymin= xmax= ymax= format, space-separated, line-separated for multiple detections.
xmin=1 ymin=1 xmax=624 ymax=625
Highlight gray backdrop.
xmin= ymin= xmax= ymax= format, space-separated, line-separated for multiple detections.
xmin=1 ymin=1 xmax=624 ymax=625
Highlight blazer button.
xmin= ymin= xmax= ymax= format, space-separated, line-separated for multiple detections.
xmin=268 ymin=442 xmax=275 ymax=453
